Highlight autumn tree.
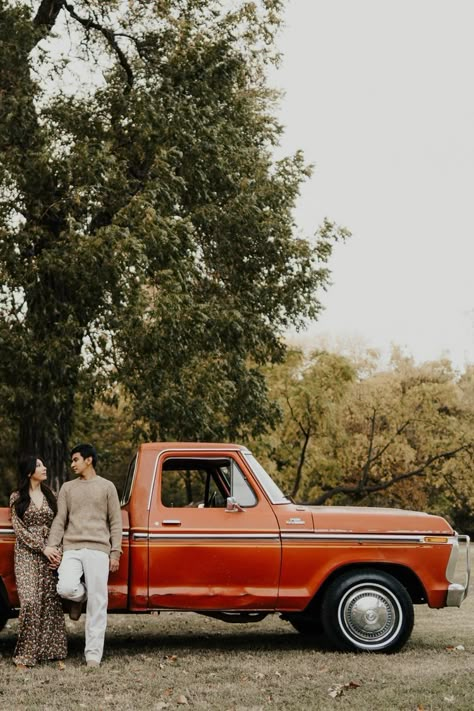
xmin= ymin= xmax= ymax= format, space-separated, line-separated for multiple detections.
xmin=0 ymin=0 xmax=343 ymax=488
xmin=257 ymin=348 xmax=356 ymax=498
xmin=256 ymin=347 xmax=474 ymax=524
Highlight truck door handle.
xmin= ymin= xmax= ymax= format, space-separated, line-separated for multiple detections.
xmin=162 ymin=519 xmax=182 ymax=525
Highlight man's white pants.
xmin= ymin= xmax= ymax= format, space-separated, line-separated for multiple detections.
xmin=57 ymin=549 xmax=109 ymax=663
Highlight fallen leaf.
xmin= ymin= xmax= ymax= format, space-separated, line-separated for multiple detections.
xmin=176 ymin=695 xmax=188 ymax=705
xmin=255 ymin=672 xmax=265 ymax=679
xmin=165 ymin=654 xmax=178 ymax=663
xmin=328 ymin=681 xmax=361 ymax=699
xmin=328 ymin=685 xmax=344 ymax=698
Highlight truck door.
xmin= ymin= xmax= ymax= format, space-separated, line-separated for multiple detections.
xmin=147 ymin=450 xmax=281 ymax=610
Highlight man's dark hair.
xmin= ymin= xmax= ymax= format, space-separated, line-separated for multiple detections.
xmin=71 ymin=443 xmax=98 ymax=468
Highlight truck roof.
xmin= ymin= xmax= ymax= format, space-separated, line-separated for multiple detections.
xmin=138 ymin=442 xmax=246 ymax=452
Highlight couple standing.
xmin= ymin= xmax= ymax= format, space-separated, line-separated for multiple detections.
xmin=10 ymin=443 xmax=122 ymax=670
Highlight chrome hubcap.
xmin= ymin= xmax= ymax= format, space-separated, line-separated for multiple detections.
xmin=339 ymin=584 xmax=402 ymax=649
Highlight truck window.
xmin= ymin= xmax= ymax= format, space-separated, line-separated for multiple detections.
xmin=160 ymin=457 xmax=256 ymax=508
xmin=120 ymin=454 xmax=137 ymax=506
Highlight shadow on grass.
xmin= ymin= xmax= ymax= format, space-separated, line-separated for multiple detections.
xmin=2 ymin=611 xmax=455 ymax=661
xmin=0 ymin=625 xmax=333 ymax=661
xmin=103 ymin=630 xmax=331 ymax=655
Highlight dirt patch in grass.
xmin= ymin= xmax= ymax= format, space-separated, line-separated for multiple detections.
xmin=1 ymin=582 xmax=473 ymax=709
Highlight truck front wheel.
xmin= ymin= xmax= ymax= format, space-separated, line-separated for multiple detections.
xmin=321 ymin=569 xmax=414 ymax=653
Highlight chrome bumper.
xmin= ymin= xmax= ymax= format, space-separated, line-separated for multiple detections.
xmin=446 ymin=534 xmax=470 ymax=606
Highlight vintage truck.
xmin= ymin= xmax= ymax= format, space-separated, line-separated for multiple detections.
xmin=0 ymin=442 xmax=470 ymax=652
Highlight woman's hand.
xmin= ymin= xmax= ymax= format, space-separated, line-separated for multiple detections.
xmin=43 ymin=546 xmax=62 ymax=566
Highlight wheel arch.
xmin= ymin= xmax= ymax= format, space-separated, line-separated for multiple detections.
xmin=307 ymin=562 xmax=427 ymax=613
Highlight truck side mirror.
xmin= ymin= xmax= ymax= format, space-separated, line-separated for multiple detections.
xmin=225 ymin=496 xmax=245 ymax=513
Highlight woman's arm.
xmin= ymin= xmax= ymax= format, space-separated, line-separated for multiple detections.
xmin=9 ymin=493 xmax=47 ymax=552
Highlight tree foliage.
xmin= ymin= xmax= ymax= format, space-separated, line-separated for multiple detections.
xmin=0 ymin=0 xmax=343 ymax=487
xmin=255 ymin=347 xmax=474 ymax=529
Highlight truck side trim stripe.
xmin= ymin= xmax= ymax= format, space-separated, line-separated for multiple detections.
xmin=280 ymin=533 xmax=454 ymax=543
xmin=131 ymin=532 xmax=457 ymax=543
xmin=0 ymin=528 xmax=130 ymax=537
xmin=135 ymin=533 xmax=279 ymax=541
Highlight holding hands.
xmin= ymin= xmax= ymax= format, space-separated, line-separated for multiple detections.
xmin=43 ymin=545 xmax=62 ymax=568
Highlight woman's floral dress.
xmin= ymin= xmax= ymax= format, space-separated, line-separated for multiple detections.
xmin=10 ymin=492 xmax=67 ymax=666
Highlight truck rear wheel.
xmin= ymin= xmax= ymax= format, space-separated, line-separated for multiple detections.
xmin=321 ymin=569 xmax=414 ymax=653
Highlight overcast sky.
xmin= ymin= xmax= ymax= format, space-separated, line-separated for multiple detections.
xmin=272 ymin=0 xmax=474 ymax=368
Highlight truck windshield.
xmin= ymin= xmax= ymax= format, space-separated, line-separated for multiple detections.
xmin=244 ymin=452 xmax=290 ymax=504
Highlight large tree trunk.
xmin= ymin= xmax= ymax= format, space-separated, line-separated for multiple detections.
xmin=16 ymin=307 xmax=83 ymax=491
xmin=18 ymin=410 xmax=72 ymax=491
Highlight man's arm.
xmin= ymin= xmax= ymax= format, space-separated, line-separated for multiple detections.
xmin=107 ymin=483 xmax=123 ymax=572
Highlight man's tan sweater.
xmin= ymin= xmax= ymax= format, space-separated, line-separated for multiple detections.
xmin=48 ymin=476 xmax=123 ymax=560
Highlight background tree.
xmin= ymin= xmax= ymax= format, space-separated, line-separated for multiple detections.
xmin=255 ymin=347 xmax=474 ymax=529
xmin=0 ymin=0 xmax=344 ymax=489
xmin=257 ymin=349 xmax=356 ymax=498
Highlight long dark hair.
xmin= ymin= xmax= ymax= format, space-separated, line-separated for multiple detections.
xmin=13 ymin=455 xmax=58 ymax=520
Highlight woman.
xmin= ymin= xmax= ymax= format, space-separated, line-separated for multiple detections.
xmin=10 ymin=456 xmax=67 ymax=670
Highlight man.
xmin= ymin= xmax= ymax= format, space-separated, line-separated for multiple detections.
xmin=44 ymin=443 xmax=122 ymax=668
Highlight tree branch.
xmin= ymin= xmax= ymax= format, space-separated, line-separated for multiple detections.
xmin=285 ymin=390 xmax=312 ymax=498
xmin=63 ymin=2 xmax=134 ymax=88
xmin=291 ymin=424 xmax=311 ymax=499
xmin=33 ymin=0 xmax=65 ymax=33
xmin=309 ymin=444 xmax=471 ymax=506
xmin=360 ymin=408 xmax=376 ymax=487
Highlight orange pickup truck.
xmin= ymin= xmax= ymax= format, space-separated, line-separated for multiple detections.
xmin=0 ymin=442 xmax=470 ymax=652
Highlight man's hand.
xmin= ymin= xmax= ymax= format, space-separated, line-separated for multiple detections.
xmin=109 ymin=557 xmax=120 ymax=573
xmin=43 ymin=546 xmax=62 ymax=566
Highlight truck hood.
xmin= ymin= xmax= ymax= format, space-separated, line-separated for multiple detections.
xmin=305 ymin=505 xmax=454 ymax=535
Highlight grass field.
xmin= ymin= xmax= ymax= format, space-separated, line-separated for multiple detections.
xmin=1 ymin=569 xmax=473 ymax=710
